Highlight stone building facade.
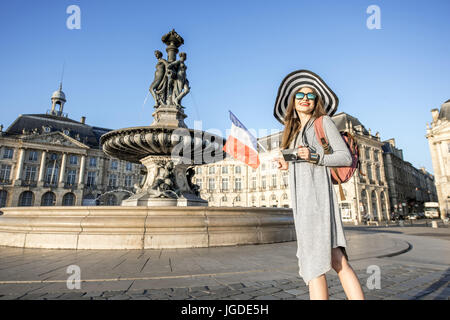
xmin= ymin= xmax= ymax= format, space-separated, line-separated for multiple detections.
xmin=382 ymin=139 xmax=438 ymax=217
xmin=0 ymin=86 xmax=141 ymax=208
xmin=425 ymin=99 xmax=450 ymax=218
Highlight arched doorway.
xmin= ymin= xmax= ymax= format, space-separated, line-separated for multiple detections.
xmin=82 ymin=194 xmax=96 ymax=206
xmin=360 ymin=190 xmax=369 ymax=220
xmin=62 ymin=193 xmax=76 ymax=206
xmin=380 ymin=191 xmax=388 ymax=220
xmin=18 ymin=191 xmax=34 ymax=207
xmin=0 ymin=190 xmax=8 ymax=208
xmin=371 ymin=190 xmax=378 ymax=221
xmin=41 ymin=192 xmax=56 ymax=206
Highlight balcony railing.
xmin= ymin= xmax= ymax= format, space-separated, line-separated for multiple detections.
xmin=0 ymin=179 xmax=12 ymax=185
xmin=22 ymin=180 xmax=37 ymax=187
xmin=43 ymin=182 xmax=58 ymax=188
xmin=64 ymin=183 xmax=78 ymax=189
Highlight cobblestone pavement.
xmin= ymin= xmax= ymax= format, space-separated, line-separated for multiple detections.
xmin=0 ymin=262 xmax=448 ymax=300
xmin=0 ymin=225 xmax=449 ymax=300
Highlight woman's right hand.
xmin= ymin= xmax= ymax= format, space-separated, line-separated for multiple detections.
xmin=273 ymin=157 xmax=288 ymax=171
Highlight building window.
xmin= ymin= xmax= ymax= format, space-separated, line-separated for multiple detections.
xmin=18 ymin=191 xmax=34 ymax=207
xmin=126 ymin=162 xmax=132 ymax=171
xmin=28 ymin=151 xmax=38 ymax=161
xmin=208 ymin=178 xmax=215 ymax=191
xmin=367 ymin=164 xmax=373 ymax=181
xmin=50 ymin=153 xmax=58 ymax=161
xmin=251 ymin=176 xmax=257 ymax=189
xmin=62 ymin=193 xmax=75 ymax=206
xmin=89 ymin=157 xmax=97 ymax=167
xmin=261 ymin=163 xmax=266 ymax=171
xmin=41 ymin=192 xmax=56 ymax=206
xmin=196 ymin=178 xmax=202 ymax=189
xmin=282 ymin=172 xmax=288 ymax=187
xmin=374 ymin=150 xmax=379 ymax=162
xmin=208 ymin=166 xmax=215 ymax=175
xmin=222 ymin=166 xmax=228 ymax=174
xmin=222 ymin=177 xmax=229 ymax=191
xmin=45 ymin=165 xmax=59 ymax=185
xmin=43 ymin=126 xmax=51 ymax=133
xmin=365 ymin=148 xmax=370 ymax=160
xmin=24 ymin=166 xmax=37 ymax=182
xmin=63 ymin=129 xmax=70 ymax=135
xmin=235 ymin=178 xmax=242 ymax=191
xmin=108 ymin=174 xmax=117 ymax=187
xmin=0 ymin=190 xmax=8 ymax=207
xmin=3 ymin=148 xmax=13 ymax=159
xmin=87 ymin=171 xmax=96 ymax=187
xmin=271 ymin=174 xmax=277 ymax=187
xmin=340 ymin=203 xmax=352 ymax=220
xmin=67 ymin=170 xmax=77 ymax=186
xmin=110 ymin=160 xmax=118 ymax=170
xmin=376 ymin=166 xmax=381 ymax=181
xmin=69 ymin=155 xmax=78 ymax=165
xmin=196 ymin=167 xmax=202 ymax=174
xmin=125 ymin=175 xmax=133 ymax=187
xmin=235 ymin=166 xmax=241 ymax=174
xmin=282 ymin=193 xmax=288 ymax=200
xmin=0 ymin=165 xmax=11 ymax=182
xmin=261 ymin=176 xmax=266 ymax=189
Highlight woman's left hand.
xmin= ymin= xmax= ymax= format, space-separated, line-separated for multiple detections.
xmin=297 ymin=146 xmax=310 ymax=160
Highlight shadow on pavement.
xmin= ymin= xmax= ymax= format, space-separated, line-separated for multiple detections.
xmin=409 ymin=267 xmax=450 ymax=300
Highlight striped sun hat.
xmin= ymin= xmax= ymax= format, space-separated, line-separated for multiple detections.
xmin=273 ymin=69 xmax=339 ymax=124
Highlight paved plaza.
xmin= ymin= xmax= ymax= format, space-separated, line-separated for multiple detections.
xmin=0 ymin=221 xmax=448 ymax=300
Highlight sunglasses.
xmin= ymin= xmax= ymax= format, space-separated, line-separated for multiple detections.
xmin=295 ymin=92 xmax=316 ymax=100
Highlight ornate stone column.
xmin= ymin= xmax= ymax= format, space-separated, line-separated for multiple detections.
xmin=78 ymin=155 xmax=86 ymax=187
xmin=13 ymin=148 xmax=25 ymax=186
xmin=58 ymin=153 xmax=67 ymax=187
xmin=37 ymin=150 xmax=47 ymax=187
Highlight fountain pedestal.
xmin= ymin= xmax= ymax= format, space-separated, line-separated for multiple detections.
xmin=122 ymin=155 xmax=207 ymax=207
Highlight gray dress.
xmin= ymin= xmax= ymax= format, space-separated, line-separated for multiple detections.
xmin=287 ymin=115 xmax=352 ymax=286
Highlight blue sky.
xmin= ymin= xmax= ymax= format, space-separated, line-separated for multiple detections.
xmin=0 ymin=0 xmax=449 ymax=173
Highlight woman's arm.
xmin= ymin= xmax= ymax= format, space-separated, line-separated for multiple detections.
xmin=313 ymin=116 xmax=352 ymax=167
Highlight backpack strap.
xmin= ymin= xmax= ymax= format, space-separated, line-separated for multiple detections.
xmin=314 ymin=116 xmax=331 ymax=154
xmin=314 ymin=116 xmax=346 ymax=201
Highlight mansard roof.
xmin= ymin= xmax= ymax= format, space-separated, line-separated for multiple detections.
xmin=4 ymin=113 xmax=111 ymax=148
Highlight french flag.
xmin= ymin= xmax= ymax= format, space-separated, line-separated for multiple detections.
xmin=223 ymin=111 xmax=260 ymax=169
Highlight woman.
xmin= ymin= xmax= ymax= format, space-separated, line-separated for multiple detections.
xmin=273 ymin=70 xmax=365 ymax=300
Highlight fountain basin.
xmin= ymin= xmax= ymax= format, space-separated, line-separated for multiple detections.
xmin=0 ymin=206 xmax=295 ymax=250
xmin=101 ymin=126 xmax=226 ymax=164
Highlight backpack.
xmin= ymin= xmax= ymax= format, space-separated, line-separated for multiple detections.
xmin=313 ymin=116 xmax=363 ymax=201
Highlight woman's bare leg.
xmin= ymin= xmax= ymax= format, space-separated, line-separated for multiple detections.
xmin=308 ymin=274 xmax=329 ymax=300
xmin=331 ymin=247 xmax=365 ymax=300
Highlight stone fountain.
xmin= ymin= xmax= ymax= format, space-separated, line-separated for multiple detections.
xmin=101 ymin=29 xmax=224 ymax=207
xmin=0 ymin=30 xmax=295 ymax=250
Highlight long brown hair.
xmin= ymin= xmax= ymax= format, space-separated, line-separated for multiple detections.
xmin=280 ymin=87 xmax=327 ymax=149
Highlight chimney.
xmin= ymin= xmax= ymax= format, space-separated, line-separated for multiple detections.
xmin=431 ymin=108 xmax=439 ymax=123
xmin=81 ymin=116 xmax=86 ymax=124
xmin=388 ymin=138 xmax=395 ymax=147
